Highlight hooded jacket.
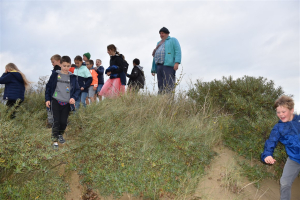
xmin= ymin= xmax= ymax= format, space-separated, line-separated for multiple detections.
xmin=127 ymin=65 xmax=145 ymax=89
xmin=261 ymin=114 xmax=300 ymax=164
xmin=0 ymin=72 xmax=25 ymax=101
xmin=151 ymin=36 xmax=182 ymax=73
xmin=73 ymin=65 xmax=92 ymax=92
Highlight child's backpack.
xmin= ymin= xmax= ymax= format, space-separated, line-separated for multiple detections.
xmin=123 ymin=60 xmax=129 ymax=74
xmin=138 ymin=69 xmax=145 ymax=89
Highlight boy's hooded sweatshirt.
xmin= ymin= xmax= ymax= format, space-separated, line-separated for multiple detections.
xmin=0 ymin=72 xmax=25 ymax=101
xmin=261 ymin=114 xmax=300 ymax=164
xmin=73 ymin=65 xmax=92 ymax=92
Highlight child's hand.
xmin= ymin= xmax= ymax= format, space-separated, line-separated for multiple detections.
xmin=264 ymin=156 xmax=276 ymax=164
xmin=46 ymin=101 xmax=50 ymax=108
xmin=81 ymin=87 xmax=84 ymax=91
xmin=69 ymin=98 xmax=75 ymax=104
xmin=107 ymin=72 xmax=111 ymax=76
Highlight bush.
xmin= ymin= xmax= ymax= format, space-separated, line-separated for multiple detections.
xmin=188 ymin=75 xmax=286 ymax=179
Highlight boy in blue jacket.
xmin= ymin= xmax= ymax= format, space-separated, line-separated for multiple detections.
xmin=45 ymin=56 xmax=80 ymax=149
xmin=261 ymin=95 xmax=300 ymax=200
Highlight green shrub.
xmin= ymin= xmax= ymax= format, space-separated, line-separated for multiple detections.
xmin=188 ymin=75 xmax=286 ymax=179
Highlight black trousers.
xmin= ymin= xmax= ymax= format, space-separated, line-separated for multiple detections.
xmin=6 ymin=99 xmax=22 ymax=118
xmin=51 ymin=99 xmax=70 ymax=141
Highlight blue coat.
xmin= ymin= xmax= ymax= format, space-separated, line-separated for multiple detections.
xmin=45 ymin=70 xmax=81 ymax=110
xmin=0 ymin=72 xmax=25 ymax=101
xmin=151 ymin=36 xmax=182 ymax=73
xmin=261 ymin=114 xmax=300 ymax=164
xmin=96 ymin=66 xmax=104 ymax=84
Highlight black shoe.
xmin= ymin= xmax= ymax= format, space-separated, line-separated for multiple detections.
xmin=58 ymin=135 xmax=65 ymax=144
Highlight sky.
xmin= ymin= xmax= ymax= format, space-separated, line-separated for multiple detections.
xmin=0 ymin=0 xmax=299 ymax=111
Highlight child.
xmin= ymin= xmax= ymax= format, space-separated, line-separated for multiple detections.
xmin=47 ymin=54 xmax=62 ymax=127
xmin=261 ymin=95 xmax=300 ymax=200
xmin=45 ymin=56 xmax=80 ymax=149
xmin=95 ymin=59 xmax=104 ymax=101
xmin=51 ymin=54 xmax=61 ymax=71
xmin=73 ymin=55 xmax=92 ymax=109
xmin=69 ymin=64 xmax=76 ymax=74
xmin=86 ymin=60 xmax=98 ymax=103
xmin=0 ymin=63 xmax=30 ymax=118
xmin=99 ymin=44 xmax=125 ymax=98
xmin=83 ymin=52 xmax=91 ymax=66
xmin=127 ymin=58 xmax=145 ymax=92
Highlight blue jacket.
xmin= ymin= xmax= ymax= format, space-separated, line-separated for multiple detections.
xmin=261 ymin=114 xmax=300 ymax=164
xmin=151 ymin=36 xmax=182 ymax=73
xmin=45 ymin=70 xmax=81 ymax=110
xmin=0 ymin=72 xmax=25 ymax=101
xmin=96 ymin=66 xmax=104 ymax=84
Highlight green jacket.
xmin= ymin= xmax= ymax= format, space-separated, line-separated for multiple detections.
xmin=151 ymin=36 xmax=182 ymax=73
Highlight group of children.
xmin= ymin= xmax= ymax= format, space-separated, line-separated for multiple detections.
xmin=0 ymin=45 xmax=298 ymax=199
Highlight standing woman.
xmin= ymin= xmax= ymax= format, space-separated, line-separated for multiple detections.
xmin=99 ymin=44 xmax=125 ymax=98
xmin=0 ymin=63 xmax=30 ymax=118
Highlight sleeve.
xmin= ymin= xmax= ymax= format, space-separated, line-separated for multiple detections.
xmin=173 ymin=38 xmax=182 ymax=64
xmin=71 ymin=77 xmax=81 ymax=101
xmin=151 ymin=58 xmax=157 ymax=73
xmin=0 ymin=73 xmax=12 ymax=84
xmin=84 ymin=67 xmax=92 ymax=78
xmin=45 ymin=73 xmax=54 ymax=102
xmin=97 ymin=66 xmax=104 ymax=75
xmin=261 ymin=125 xmax=281 ymax=163
xmin=83 ymin=77 xmax=92 ymax=89
xmin=92 ymin=71 xmax=98 ymax=87
xmin=127 ymin=67 xmax=139 ymax=79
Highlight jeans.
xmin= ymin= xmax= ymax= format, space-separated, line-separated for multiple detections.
xmin=280 ymin=157 xmax=300 ymax=200
xmin=75 ymin=92 xmax=88 ymax=109
xmin=156 ymin=64 xmax=176 ymax=94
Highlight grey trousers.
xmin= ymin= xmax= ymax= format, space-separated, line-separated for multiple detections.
xmin=156 ymin=64 xmax=176 ymax=94
xmin=280 ymin=157 xmax=300 ymax=200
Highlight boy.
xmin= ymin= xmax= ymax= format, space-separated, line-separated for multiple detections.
xmin=127 ymin=58 xmax=145 ymax=92
xmin=261 ymin=95 xmax=300 ymax=200
xmin=47 ymin=54 xmax=62 ymax=127
xmin=83 ymin=52 xmax=91 ymax=66
xmin=95 ymin=59 xmax=104 ymax=101
xmin=45 ymin=56 xmax=80 ymax=149
xmin=86 ymin=60 xmax=98 ymax=103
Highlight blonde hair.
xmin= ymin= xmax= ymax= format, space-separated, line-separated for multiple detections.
xmin=274 ymin=95 xmax=294 ymax=110
xmin=50 ymin=54 xmax=61 ymax=61
xmin=5 ymin=63 xmax=31 ymax=89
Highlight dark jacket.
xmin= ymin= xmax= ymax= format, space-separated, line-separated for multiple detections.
xmin=261 ymin=114 xmax=300 ymax=164
xmin=96 ymin=66 xmax=104 ymax=84
xmin=45 ymin=70 xmax=81 ymax=110
xmin=127 ymin=65 xmax=145 ymax=89
xmin=108 ymin=55 xmax=126 ymax=85
xmin=0 ymin=72 xmax=25 ymax=101
xmin=53 ymin=65 xmax=61 ymax=71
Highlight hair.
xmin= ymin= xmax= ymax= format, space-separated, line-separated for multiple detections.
xmin=107 ymin=44 xmax=120 ymax=55
xmin=96 ymin=59 xmax=102 ymax=64
xmin=5 ymin=63 xmax=31 ymax=89
xmin=133 ymin=58 xmax=140 ymax=65
xmin=60 ymin=56 xmax=71 ymax=64
xmin=86 ymin=60 xmax=94 ymax=65
xmin=274 ymin=95 xmax=294 ymax=110
xmin=74 ymin=55 xmax=83 ymax=62
xmin=71 ymin=64 xmax=76 ymax=68
xmin=51 ymin=54 xmax=61 ymax=61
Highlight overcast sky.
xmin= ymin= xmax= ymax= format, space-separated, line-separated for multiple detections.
xmin=0 ymin=0 xmax=299 ymax=111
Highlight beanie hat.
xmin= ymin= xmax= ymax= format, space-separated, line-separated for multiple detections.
xmin=83 ymin=52 xmax=91 ymax=60
xmin=159 ymin=27 xmax=170 ymax=34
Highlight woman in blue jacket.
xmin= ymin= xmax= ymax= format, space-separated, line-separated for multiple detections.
xmin=0 ymin=63 xmax=30 ymax=118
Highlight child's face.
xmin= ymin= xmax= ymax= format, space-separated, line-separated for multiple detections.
xmin=61 ymin=62 xmax=71 ymax=74
xmin=51 ymin=59 xmax=60 ymax=67
xmin=276 ymin=106 xmax=294 ymax=122
xmin=83 ymin=55 xmax=88 ymax=62
xmin=86 ymin=62 xmax=92 ymax=69
xmin=107 ymin=49 xmax=114 ymax=56
xmin=96 ymin=60 xmax=101 ymax=67
xmin=74 ymin=60 xmax=83 ymax=68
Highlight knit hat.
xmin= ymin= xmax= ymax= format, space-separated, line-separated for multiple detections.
xmin=83 ymin=52 xmax=91 ymax=60
xmin=159 ymin=27 xmax=170 ymax=34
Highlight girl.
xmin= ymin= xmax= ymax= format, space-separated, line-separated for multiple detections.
xmin=0 ymin=63 xmax=30 ymax=118
xmin=99 ymin=44 xmax=125 ymax=98
xmin=73 ymin=56 xmax=92 ymax=109
xmin=45 ymin=56 xmax=80 ymax=149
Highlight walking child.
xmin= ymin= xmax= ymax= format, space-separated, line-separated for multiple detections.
xmin=127 ymin=58 xmax=145 ymax=92
xmin=261 ymin=95 xmax=300 ymax=200
xmin=0 ymin=63 xmax=30 ymax=118
xmin=95 ymin=59 xmax=104 ymax=101
xmin=86 ymin=60 xmax=98 ymax=103
xmin=45 ymin=56 xmax=80 ymax=149
xmin=73 ymin=55 xmax=92 ymax=109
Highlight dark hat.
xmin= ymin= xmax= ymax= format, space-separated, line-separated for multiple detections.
xmin=83 ymin=52 xmax=91 ymax=60
xmin=159 ymin=27 xmax=170 ymax=34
